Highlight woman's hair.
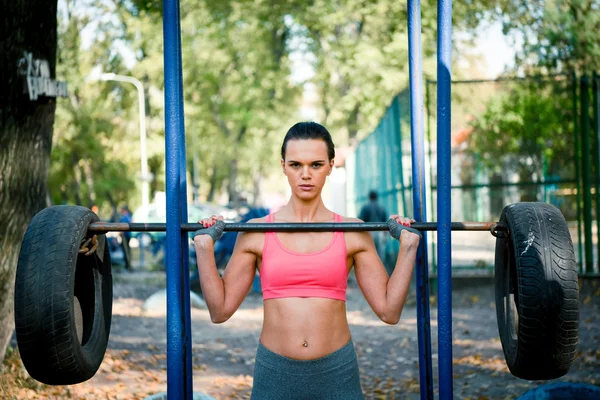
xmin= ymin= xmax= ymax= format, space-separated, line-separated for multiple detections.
xmin=281 ymin=122 xmax=335 ymax=161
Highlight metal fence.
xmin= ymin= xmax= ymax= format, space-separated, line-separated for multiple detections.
xmin=347 ymin=74 xmax=600 ymax=275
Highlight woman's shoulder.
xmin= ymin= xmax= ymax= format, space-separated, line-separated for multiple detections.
xmin=233 ymin=216 xmax=268 ymax=254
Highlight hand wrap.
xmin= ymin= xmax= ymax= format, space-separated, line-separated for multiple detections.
xmin=387 ymin=218 xmax=422 ymax=240
xmin=193 ymin=220 xmax=225 ymax=242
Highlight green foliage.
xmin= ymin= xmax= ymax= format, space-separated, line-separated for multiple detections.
xmin=51 ymin=0 xmax=505 ymax=208
xmin=461 ymin=1 xmax=597 ymax=210
xmin=52 ymin=0 xmax=143 ymax=211
xmin=494 ymin=0 xmax=600 ymax=73
xmin=296 ymin=0 xmax=434 ymax=144
xmin=466 ymin=79 xmax=575 ymax=184
xmin=176 ymin=0 xmax=302 ymax=202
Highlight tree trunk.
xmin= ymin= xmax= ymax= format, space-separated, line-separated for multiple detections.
xmin=252 ymin=171 xmax=262 ymax=205
xmin=518 ymin=165 xmax=539 ymax=203
xmin=347 ymin=102 xmax=361 ymax=142
xmin=73 ymin=159 xmax=83 ymax=205
xmin=83 ymin=159 xmax=97 ymax=207
xmin=207 ymin=161 xmax=219 ymax=203
xmin=0 ymin=0 xmax=58 ymax=364
xmin=228 ymin=157 xmax=239 ymax=205
xmin=227 ymin=127 xmax=247 ymax=205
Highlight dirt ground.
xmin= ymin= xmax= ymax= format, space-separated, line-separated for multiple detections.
xmin=2 ymin=269 xmax=600 ymax=400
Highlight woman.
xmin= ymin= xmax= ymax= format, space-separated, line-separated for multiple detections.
xmin=193 ymin=122 xmax=420 ymax=400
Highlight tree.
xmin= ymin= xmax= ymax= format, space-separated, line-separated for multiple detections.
xmin=120 ymin=0 xmax=302 ymax=204
xmin=184 ymin=1 xmax=300 ymax=203
xmin=296 ymin=0 xmax=499 ymax=146
xmin=466 ymin=78 xmax=575 ymax=206
xmin=50 ymin=0 xmax=138 ymax=213
xmin=0 ymin=0 xmax=59 ymax=363
xmin=297 ymin=0 xmax=417 ymax=145
xmin=112 ymin=0 xmax=502 ymax=202
xmin=463 ymin=1 xmax=598 ymax=217
xmin=493 ymin=0 xmax=600 ymax=74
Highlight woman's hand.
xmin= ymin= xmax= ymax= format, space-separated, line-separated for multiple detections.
xmin=194 ymin=215 xmax=225 ymax=249
xmin=387 ymin=215 xmax=421 ymax=248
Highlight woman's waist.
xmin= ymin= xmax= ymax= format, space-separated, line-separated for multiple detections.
xmin=259 ymin=329 xmax=352 ymax=360
xmin=255 ymin=339 xmax=357 ymax=372
xmin=260 ymin=300 xmax=351 ymax=359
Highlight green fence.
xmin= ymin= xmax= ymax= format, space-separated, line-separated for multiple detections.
xmin=347 ymin=74 xmax=600 ymax=275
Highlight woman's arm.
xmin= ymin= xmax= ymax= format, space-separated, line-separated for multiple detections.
xmin=194 ymin=218 xmax=259 ymax=324
xmin=351 ymin=217 xmax=420 ymax=325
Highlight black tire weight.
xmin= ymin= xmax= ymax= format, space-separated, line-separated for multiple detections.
xmin=14 ymin=205 xmax=112 ymax=385
xmin=495 ymin=202 xmax=579 ymax=380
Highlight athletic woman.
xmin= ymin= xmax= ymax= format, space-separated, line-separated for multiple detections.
xmin=193 ymin=122 xmax=421 ymax=400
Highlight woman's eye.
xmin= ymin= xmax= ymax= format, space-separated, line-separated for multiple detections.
xmin=312 ymin=164 xmax=323 ymax=168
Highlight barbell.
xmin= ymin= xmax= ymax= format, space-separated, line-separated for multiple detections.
xmin=14 ymin=202 xmax=579 ymax=385
xmin=86 ymin=220 xmax=506 ymax=233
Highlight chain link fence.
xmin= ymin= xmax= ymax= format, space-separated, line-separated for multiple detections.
xmin=347 ymin=74 xmax=600 ymax=275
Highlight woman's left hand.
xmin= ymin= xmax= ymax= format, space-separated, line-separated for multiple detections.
xmin=387 ymin=215 xmax=421 ymax=245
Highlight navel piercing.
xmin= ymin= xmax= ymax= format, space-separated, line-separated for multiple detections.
xmin=302 ymin=340 xmax=308 ymax=347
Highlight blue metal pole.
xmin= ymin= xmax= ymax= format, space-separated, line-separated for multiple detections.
xmin=408 ymin=0 xmax=434 ymax=398
xmin=163 ymin=0 xmax=193 ymax=398
xmin=437 ymin=0 xmax=453 ymax=398
xmin=180 ymin=151 xmax=194 ymax=397
xmin=176 ymin=10 xmax=194 ymax=395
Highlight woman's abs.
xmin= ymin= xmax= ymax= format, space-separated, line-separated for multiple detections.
xmin=259 ymin=297 xmax=351 ymax=360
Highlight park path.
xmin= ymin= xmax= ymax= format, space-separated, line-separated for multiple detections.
xmin=2 ymin=272 xmax=599 ymax=399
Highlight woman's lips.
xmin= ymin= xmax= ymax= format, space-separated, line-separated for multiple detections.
xmin=299 ymin=185 xmax=314 ymax=191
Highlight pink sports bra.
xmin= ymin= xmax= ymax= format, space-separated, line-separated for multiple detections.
xmin=260 ymin=213 xmax=349 ymax=302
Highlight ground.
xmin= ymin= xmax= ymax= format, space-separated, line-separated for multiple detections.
xmin=1 ymin=267 xmax=599 ymax=400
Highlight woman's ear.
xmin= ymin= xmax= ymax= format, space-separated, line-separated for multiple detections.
xmin=281 ymin=159 xmax=285 ymax=173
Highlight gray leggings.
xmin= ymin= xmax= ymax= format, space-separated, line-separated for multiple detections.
xmin=251 ymin=340 xmax=364 ymax=400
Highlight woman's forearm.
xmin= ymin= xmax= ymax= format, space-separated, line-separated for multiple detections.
xmin=383 ymin=242 xmax=418 ymax=324
xmin=194 ymin=241 xmax=227 ymax=322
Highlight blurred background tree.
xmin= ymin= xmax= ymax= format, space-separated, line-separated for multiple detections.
xmin=48 ymin=0 xmax=510 ymax=214
xmin=464 ymin=0 xmax=600 ymax=210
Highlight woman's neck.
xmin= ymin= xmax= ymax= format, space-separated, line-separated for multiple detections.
xmin=279 ymin=197 xmax=331 ymax=222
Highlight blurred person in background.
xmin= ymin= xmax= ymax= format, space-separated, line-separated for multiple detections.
xmin=358 ymin=190 xmax=388 ymax=259
xmin=119 ymin=205 xmax=132 ymax=271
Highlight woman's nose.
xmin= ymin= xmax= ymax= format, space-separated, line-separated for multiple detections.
xmin=301 ymin=166 xmax=311 ymax=178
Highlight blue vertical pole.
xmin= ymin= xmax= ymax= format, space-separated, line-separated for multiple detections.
xmin=437 ymin=0 xmax=453 ymax=398
xmin=177 ymin=11 xmax=194 ymax=394
xmin=163 ymin=0 xmax=193 ymax=399
xmin=408 ymin=1 xmax=434 ymax=399
xmin=425 ymin=81 xmax=437 ymax=278
xmin=180 ymin=151 xmax=193 ymax=395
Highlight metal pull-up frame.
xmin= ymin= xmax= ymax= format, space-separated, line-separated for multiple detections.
xmin=161 ymin=0 xmax=453 ymax=399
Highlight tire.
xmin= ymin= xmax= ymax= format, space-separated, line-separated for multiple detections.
xmin=15 ymin=205 xmax=113 ymax=385
xmin=495 ymin=202 xmax=579 ymax=380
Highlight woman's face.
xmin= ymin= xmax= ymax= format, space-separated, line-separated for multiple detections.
xmin=281 ymin=139 xmax=334 ymax=201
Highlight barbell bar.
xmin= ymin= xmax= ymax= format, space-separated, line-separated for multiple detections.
xmin=88 ymin=221 xmax=507 ymax=233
